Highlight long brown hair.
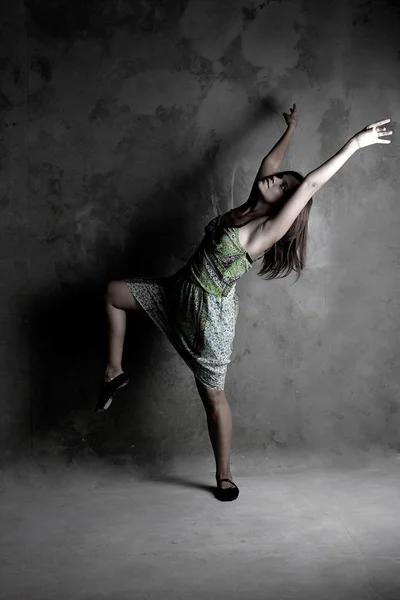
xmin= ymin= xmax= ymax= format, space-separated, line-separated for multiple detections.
xmin=257 ymin=171 xmax=313 ymax=283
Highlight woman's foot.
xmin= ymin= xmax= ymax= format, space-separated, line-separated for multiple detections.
xmin=95 ymin=371 xmax=130 ymax=412
xmin=216 ymin=474 xmax=239 ymax=501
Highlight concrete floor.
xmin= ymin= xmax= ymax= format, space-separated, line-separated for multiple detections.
xmin=1 ymin=456 xmax=400 ymax=600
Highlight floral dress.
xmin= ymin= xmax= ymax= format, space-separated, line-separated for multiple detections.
xmin=125 ymin=215 xmax=261 ymax=390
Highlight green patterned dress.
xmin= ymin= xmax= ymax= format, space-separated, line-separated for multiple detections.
xmin=125 ymin=215 xmax=261 ymax=390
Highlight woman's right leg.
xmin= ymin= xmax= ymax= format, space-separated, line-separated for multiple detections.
xmin=104 ymin=280 xmax=146 ymax=382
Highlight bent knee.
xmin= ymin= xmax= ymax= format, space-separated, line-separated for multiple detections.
xmin=105 ymin=280 xmax=143 ymax=313
xmin=105 ymin=280 xmax=121 ymax=300
xmin=105 ymin=279 xmax=130 ymax=310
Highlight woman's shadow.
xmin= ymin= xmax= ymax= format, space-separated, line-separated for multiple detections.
xmin=26 ymin=96 xmax=279 ymax=491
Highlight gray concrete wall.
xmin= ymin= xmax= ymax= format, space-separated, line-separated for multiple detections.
xmin=1 ymin=0 xmax=399 ymax=466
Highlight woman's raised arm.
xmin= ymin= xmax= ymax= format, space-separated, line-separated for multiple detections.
xmin=306 ymin=118 xmax=392 ymax=188
xmin=253 ymin=103 xmax=298 ymax=181
xmin=264 ymin=118 xmax=393 ymax=245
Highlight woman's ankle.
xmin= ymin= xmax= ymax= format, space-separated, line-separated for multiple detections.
xmin=105 ymin=367 xmax=124 ymax=382
xmin=216 ymin=471 xmax=233 ymax=482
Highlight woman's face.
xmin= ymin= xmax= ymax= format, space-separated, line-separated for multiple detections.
xmin=257 ymin=172 xmax=299 ymax=206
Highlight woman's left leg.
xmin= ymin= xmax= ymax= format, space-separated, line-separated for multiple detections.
xmin=194 ymin=378 xmax=236 ymax=491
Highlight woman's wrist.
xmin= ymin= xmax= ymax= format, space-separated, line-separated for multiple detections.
xmin=347 ymin=136 xmax=360 ymax=152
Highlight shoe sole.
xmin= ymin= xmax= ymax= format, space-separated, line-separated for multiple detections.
xmin=97 ymin=379 xmax=130 ymax=412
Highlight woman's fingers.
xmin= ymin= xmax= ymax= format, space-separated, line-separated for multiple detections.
xmin=284 ymin=102 xmax=297 ymax=116
xmin=371 ymin=118 xmax=391 ymax=127
xmin=377 ymin=130 xmax=392 ymax=142
xmin=377 ymin=130 xmax=392 ymax=143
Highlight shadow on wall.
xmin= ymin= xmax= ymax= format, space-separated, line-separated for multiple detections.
xmin=27 ymin=96 xmax=279 ymax=473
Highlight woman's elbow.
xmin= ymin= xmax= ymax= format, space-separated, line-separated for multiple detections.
xmin=303 ymin=176 xmax=321 ymax=191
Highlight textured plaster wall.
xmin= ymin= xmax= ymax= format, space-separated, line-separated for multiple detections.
xmin=1 ymin=0 xmax=400 ymax=466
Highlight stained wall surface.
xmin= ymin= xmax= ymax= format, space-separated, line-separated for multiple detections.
xmin=1 ymin=0 xmax=399 ymax=465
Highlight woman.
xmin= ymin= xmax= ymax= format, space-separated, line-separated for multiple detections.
xmin=95 ymin=104 xmax=392 ymax=502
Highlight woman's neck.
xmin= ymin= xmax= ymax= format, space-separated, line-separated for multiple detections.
xmin=233 ymin=202 xmax=271 ymax=221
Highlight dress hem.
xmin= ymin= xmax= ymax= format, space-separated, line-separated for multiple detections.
xmin=124 ymin=280 xmax=226 ymax=391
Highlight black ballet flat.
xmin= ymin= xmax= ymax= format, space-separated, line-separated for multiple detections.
xmin=95 ymin=372 xmax=130 ymax=412
xmin=216 ymin=478 xmax=240 ymax=502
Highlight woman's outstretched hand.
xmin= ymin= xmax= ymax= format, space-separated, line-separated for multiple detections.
xmin=354 ymin=119 xmax=393 ymax=148
xmin=283 ymin=103 xmax=298 ymax=128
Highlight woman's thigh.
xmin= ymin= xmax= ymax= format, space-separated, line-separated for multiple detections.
xmin=106 ymin=280 xmax=147 ymax=315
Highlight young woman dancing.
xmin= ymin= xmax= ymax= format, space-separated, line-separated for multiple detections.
xmin=95 ymin=103 xmax=392 ymax=501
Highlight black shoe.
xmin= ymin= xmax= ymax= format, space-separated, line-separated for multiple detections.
xmin=216 ymin=478 xmax=240 ymax=502
xmin=95 ymin=372 xmax=130 ymax=412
